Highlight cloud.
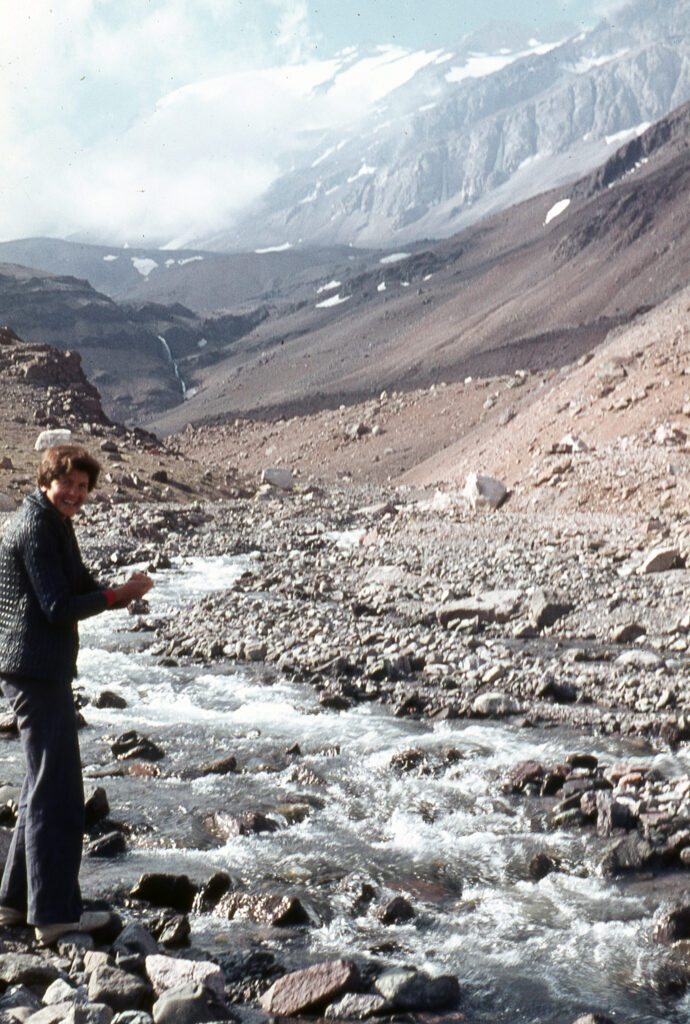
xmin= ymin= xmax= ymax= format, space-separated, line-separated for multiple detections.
xmin=0 ymin=0 xmax=327 ymax=244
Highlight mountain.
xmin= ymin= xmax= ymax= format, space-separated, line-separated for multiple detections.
xmin=144 ymin=96 xmax=690 ymax=436
xmin=0 ymin=265 xmax=270 ymax=423
xmin=0 ymin=238 xmax=385 ymax=312
xmin=202 ymin=0 xmax=690 ymax=251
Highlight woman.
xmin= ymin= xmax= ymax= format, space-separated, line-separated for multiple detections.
xmin=0 ymin=444 xmax=153 ymax=944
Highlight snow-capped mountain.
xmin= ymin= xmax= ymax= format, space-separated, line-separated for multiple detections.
xmin=199 ymin=0 xmax=690 ymax=250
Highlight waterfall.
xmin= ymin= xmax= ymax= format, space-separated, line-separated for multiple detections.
xmin=158 ymin=334 xmax=186 ymax=397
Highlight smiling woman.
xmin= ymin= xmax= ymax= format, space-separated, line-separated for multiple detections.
xmin=0 ymin=444 xmax=153 ymax=945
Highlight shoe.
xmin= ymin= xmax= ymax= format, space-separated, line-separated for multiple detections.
xmin=0 ymin=906 xmax=25 ymax=926
xmin=35 ymin=910 xmax=113 ymax=945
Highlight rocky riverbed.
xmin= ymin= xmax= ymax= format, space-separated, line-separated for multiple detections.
xmin=3 ymin=480 xmax=690 ymax=1023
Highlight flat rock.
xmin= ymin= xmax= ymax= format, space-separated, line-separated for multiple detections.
xmin=437 ymin=589 xmax=523 ymax=626
xmin=259 ymin=959 xmax=359 ymax=1016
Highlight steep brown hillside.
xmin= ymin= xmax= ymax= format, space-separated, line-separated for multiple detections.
xmin=147 ymin=101 xmax=690 ymax=437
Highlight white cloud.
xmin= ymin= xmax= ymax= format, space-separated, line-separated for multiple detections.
xmin=0 ymin=0 xmax=326 ymax=243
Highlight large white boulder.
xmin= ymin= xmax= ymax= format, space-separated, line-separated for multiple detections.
xmin=462 ymin=472 xmax=507 ymax=511
xmin=35 ymin=428 xmax=72 ymax=451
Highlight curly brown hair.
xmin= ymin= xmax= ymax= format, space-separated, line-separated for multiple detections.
xmin=37 ymin=445 xmax=101 ymax=492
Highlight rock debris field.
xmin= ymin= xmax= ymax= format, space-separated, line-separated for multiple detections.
xmin=1 ymin=481 xmax=690 ymax=1022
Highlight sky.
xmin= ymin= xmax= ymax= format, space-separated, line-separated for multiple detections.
xmin=0 ymin=0 xmax=627 ymax=247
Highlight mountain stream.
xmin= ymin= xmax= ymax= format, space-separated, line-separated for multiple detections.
xmin=4 ymin=554 xmax=688 ymax=1024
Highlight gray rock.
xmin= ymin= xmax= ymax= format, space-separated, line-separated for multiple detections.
xmin=0 ymin=955 xmax=60 ymax=988
xmin=145 ymin=955 xmax=224 ymax=999
xmin=529 ymin=589 xmax=572 ymax=630
xmin=377 ymin=895 xmax=415 ymax=925
xmin=0 ymin=986 xmax=43 ymax=1013
xmin=111 ymin=923 xmax=159 ymax=958
xmin=23 ymin=1004 xmax=76 ymax=1023
xmin=437 ymin=589 xmax=523 ymax=626
xmin=374 ymin=967 xmax=460 ymax=1010
xmin=111 ymin=1014 xmax=154 ymax=1024
xmin=87 ymin=966 xmax=152 ymax=1013
xmin=129 ymin=875 xmax=197 ymax=913
xmin=151 ymin=983 xmax=228 ymax=1024
xmin=472 ymin=692 xmax=520 ymax=717
xmin=600 ymin=834 xmax=657 ymax=876
xmin=42 ymin=980 xmax=86 ymax=1006
xmin=64 ymin=1005 xmax=115 ymax=1024
xmin=638 ymin=547 xmax=680 ymax=574
xmin=84 ymin=787 xmax=110 ymax=827
xmin=325 ymin=992 xmax=388 ymax=1019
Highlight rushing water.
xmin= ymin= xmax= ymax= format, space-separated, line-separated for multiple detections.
xmin=5 ymin=555 xmax=689 ymax=1023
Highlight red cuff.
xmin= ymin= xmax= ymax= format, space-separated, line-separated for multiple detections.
xmin=103 ymin=589 xmax=118 ymax=607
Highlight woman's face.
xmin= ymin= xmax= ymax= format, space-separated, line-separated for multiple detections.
xmin=41 ymin=469 xmax=90 ymax=518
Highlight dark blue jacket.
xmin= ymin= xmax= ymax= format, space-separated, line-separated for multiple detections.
xmin=0 ymin=490 xmax=108 ymax=683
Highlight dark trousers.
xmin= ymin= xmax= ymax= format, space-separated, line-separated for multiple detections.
xmin=0 ymin=675 xmax=84 ymax=925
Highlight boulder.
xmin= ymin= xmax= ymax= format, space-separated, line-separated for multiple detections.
xmin=472 ymin=692 xmax=520 ymax=718
xmin=261 ymin=467 xmax=294 ymax=490
xmin=529 ymin=589 xmax=572 ymax=630
xmin=259 ymin=959 xmax=359 ymax=1016
xmin=87 ymin=965 xmax=152 ymax=1012
xmin=35 ymin=429 xmax=72 ymax=450
xmin=145 ymin=955 xmax=224 ymax=999
xmin=437 ymin=589 xmax=523 ymax=626
xmin=111 ymin=732 xmax=165 ymax=762
xmin=215 ymin=892 xmax=311 ymax=927
xmin=151 ymin=982 xmax=227 ymax=1024
xmin=374 ymin=967 xmax=460 ymax=1010
xmin=325 ymin=992 xmax=388 ymax=1018
xmin=204 ymin=811 xmax=279 ymax=839
xmin=462 ymin=472 xmax=507 ymax=511
xmin=653 ymin=903 xmax=690 ymax=944
xmin=377 ymin=895 xmax=415 ymax=924
xmin=84 ymin=786 xmax=110 ymax=827
xmin=0 ymin=953 xmax=60 ymax=988
xmin=638 ymin=547 xmax=680 ymax=574
xmin=599 ymin=834 xmax=657 ymax=876
xmin=0 ymin=493 xmax=16 ymax=512
xmin=130 ymin=874 xmax=197 ymax=913
xmin=111 ymin=922 xmax=159 ymax=958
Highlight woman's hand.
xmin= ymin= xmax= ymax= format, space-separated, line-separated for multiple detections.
xmin=109 ymin=571 xmax=154 ymax=609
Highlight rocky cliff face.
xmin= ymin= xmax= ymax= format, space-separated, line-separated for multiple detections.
xmin=218 ymin=0 xmax=690 ymax=250
xmin=0 ymin=266 xmax=270 ymax=423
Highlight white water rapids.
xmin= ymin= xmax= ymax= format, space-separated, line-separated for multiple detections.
xmin=4 ymin=555 xmax=689 ymax=1022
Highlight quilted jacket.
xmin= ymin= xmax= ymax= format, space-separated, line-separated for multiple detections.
xmin=0 ymin=490 xmax=108 ymax=683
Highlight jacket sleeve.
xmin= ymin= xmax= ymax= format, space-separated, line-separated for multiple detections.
xmin=18 ymin=515 xmax=108 ymax=625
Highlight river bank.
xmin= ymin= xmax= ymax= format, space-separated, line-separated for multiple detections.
xmin=2 ymin=482 xmax=690 ymax=1022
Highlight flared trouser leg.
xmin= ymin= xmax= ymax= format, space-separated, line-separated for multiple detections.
xmin=0 ymin=675 xmax=84 ymax=926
